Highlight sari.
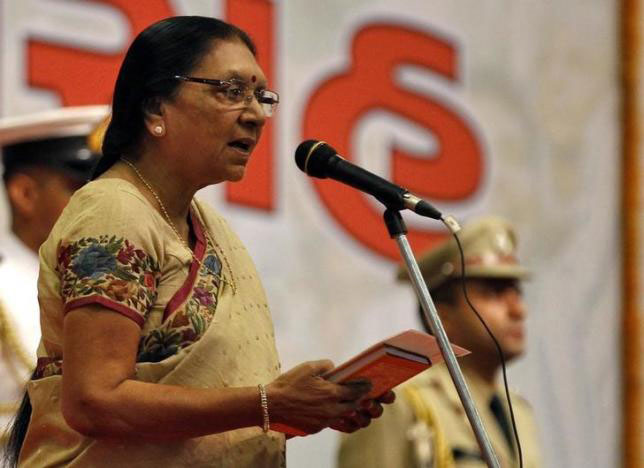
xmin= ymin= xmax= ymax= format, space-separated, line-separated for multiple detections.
xmin=19 ymin=178 xmax=285 ymax=467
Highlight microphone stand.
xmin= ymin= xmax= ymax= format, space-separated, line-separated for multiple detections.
xmin=384 ymin=209 xmax=500 ymax=468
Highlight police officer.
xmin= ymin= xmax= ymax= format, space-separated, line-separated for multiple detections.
xmin=0 ymin=106 xmax=106 ymax=435
xmin=337 ymin=216 xmax=543 ymax=468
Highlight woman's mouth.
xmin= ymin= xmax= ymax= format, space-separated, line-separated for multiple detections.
xmin=227 ymin=138 xmax=254 ymax=154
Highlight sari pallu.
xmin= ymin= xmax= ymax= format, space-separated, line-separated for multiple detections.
xmin=19 ymin=180 xmax=285 ymax=467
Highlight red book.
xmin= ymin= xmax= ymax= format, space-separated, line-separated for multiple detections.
xmin=271 ymin=329 xmax=469 ymax=436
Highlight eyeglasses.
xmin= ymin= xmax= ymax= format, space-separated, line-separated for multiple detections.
xmin=173 ymin=75 xmax=279 ymax=117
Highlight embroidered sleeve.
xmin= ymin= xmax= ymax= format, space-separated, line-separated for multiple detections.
xmin=48 ymin=184 xmax=165 ymax=328
xmin=57 ymin=235 xmax=160 ymax=326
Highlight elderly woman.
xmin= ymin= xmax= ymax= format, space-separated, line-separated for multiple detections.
xmin=8 ymin=16 xmax=392 ymax=467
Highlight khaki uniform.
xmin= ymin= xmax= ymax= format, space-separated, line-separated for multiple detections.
xmin=338 ymin=363 xmax=542 ymax=468
xmin=339 ymin=216 xmax=541 ymax=468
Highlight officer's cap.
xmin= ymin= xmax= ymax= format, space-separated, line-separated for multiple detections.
xmin=398 ymin=216 xmax=531 ymax=290
xmin=1 ymin=106 xmax=109 ymax=182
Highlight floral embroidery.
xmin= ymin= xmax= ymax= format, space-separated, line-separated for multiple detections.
xmin=203 ymin=254 xmax=221 ymax=275
xmin=137 ymin=247 xmax=223 ymax=363
xmin=57 ymin=234 xmax=225 ymax=365
xmin=136 ymin=328 xmax=184 ymax=363
xmin=57 ymin=236 xmax=160 ymax=320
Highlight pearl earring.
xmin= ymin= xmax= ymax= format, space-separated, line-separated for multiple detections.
xmin=153 ymin=125 xmax=164 ymax=136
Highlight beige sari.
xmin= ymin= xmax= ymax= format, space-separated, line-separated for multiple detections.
xmin=19 ymin=179 xmax=285 ymax=467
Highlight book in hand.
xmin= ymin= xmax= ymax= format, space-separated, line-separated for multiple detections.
xmin=270 ymin=329 xmax=469 ymax=436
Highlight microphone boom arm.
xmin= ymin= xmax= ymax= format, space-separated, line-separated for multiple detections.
xmin=384 ymin=209 xmax=500 ymax=468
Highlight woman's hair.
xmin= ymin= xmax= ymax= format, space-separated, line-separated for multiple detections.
xmin=93 ymin=16 xmax=256 ymax=179
xmin=2 ymin=374 xmax=34 ymax=467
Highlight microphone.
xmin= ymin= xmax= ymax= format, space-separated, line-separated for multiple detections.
xmin=295 ymin=140 xmax=442 ymax=220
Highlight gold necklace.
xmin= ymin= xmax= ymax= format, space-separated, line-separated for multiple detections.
xmin=120 ymin=158 xmax=237 ymax=294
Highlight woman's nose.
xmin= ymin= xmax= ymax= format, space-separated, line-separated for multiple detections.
xmin=240 ymin=95 xmax=267 ymax=128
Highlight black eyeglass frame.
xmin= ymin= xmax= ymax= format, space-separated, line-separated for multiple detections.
xmin=172 ymin=75 xmax=279 ymax=116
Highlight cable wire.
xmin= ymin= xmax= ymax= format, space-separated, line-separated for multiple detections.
xmin=448 ymin=222 xmax=524 ymax=468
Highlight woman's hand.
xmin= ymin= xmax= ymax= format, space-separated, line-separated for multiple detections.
xmin=267 ymin=362 xmax=396 ymax=435
xmin=267 ymin=360 xmax=373 ymax=435
xmin=329 ymin=390 xmax=396 ymax=433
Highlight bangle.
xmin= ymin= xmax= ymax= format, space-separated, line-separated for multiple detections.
xmin=258 ymin=384 xmax=270 ymax=433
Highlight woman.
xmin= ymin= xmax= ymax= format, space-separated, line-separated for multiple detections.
xmin=10 ymin=16 xmax=392 ymax=467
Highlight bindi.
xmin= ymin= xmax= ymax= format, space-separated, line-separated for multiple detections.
xmin=251 ymin=75 xmax=257 ymax=83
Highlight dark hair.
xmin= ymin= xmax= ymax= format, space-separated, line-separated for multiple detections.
xmin=2 ymin=374 xmax=34 ymax=467
xmin=93 ymin=16 xmax=256 ymax=179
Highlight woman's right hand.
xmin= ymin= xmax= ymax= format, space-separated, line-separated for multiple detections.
xmin=266 ymin=360 xmax=372 ymax=435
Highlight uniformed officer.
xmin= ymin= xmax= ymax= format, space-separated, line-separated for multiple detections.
xmin=337 ymin=216 xmax=543 ymax=468
xmin=0 ymin=106 xmax=107 ymax=436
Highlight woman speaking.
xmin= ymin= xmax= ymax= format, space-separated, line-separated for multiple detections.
xmin=8 ymin=16 xmax=392 ymax=467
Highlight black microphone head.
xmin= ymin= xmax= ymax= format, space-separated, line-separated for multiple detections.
xmin=294 ymin=140 xmax=338 ymax=178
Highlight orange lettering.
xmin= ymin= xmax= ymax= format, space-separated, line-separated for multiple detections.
xmin=27 ymin=0 xmax=175 ymax=106
xmin=302 ymin=24 xmax=484 ymax=261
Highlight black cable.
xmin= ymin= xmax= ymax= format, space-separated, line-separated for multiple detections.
xmin=450 ymin=226 xmax=524 ymax=468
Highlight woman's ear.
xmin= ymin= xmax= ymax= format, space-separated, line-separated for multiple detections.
xmin=142 ymin=97 xmax=166 ymax=137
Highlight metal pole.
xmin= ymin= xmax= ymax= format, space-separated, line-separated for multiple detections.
xmin=385 ymin=210 xmax=499 ymax=468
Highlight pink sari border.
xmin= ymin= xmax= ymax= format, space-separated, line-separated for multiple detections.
xmin=64 ymin=295 xmax=145 ymax=327
xmin=162 ymin=208 xmax=207 ymax=321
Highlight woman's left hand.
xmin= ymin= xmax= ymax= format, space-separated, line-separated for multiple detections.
xmin=330 ymin=390 xmax=396 ymax=433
